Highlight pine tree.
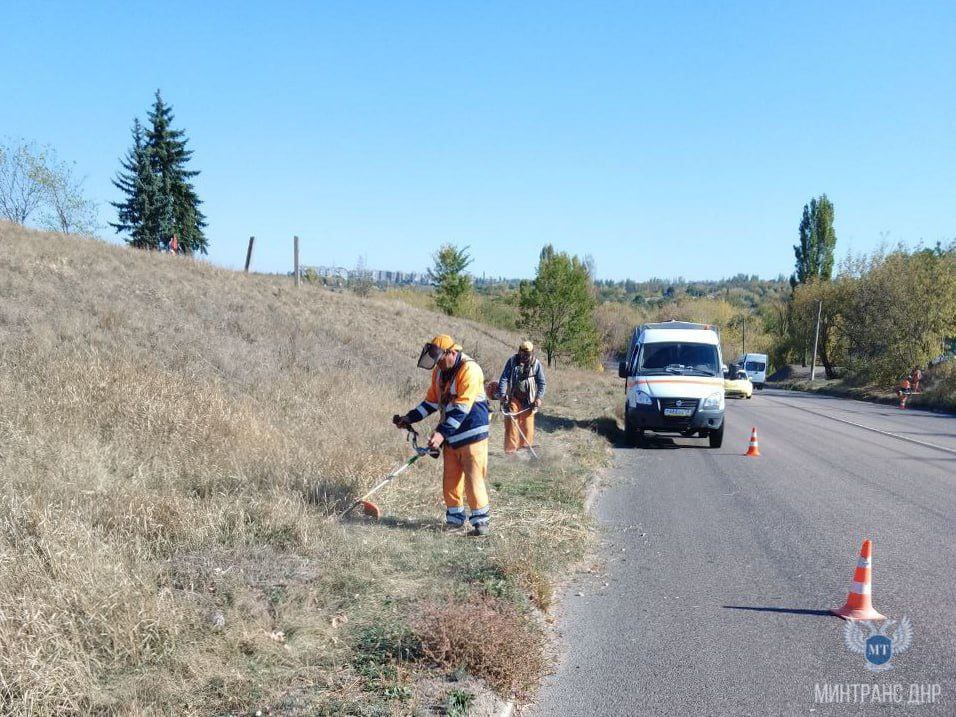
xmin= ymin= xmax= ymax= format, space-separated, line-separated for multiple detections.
xmin=111 ymin=119 xmax=162 ymax=249
xmin=145 ymin=91 xmax=207 ymax=254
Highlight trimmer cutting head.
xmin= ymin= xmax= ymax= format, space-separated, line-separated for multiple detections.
xmin=340 ymin=428 xmax=438 ymax=522
xmin=360 ymin=500 xmax=382 ymax=520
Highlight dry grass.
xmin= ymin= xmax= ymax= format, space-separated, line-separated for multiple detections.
xmin=0 ymin=222 xmax=615 ymax=714
xmin=416 ymin=595 xmax=546 ymax=699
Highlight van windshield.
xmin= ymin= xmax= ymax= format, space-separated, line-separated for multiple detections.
xmin=636 ymin=342 xmax=720 ymax=376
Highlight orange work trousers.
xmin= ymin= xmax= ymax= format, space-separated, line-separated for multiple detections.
xmin=442 ymin=439 xmax=489 ymax=511
xmin=504 ymin=400 xmax=535 ymax=453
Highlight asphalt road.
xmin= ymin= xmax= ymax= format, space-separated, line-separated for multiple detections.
xmin=531 ymin=389 xmax=955 ymax=716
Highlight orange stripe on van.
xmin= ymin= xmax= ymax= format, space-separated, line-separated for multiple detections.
xmin=635 ymin=378 xmax=723 ymax=387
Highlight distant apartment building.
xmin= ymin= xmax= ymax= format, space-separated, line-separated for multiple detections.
xmin=304 ymin=266 xmax=431 ymax=286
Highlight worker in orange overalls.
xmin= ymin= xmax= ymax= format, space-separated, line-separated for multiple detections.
xmin=498 ymin=340 xmax=547 ymax=454
xmin=910 ymin=366 xmax=923 ymax=393
xmin=393 ymin=335 xmax=492 ymax=536
xmin=898 ymin=376 xmax=912 ymax=408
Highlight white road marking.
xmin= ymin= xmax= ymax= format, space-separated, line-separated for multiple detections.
xmin=763 ymin=394 xmax=956 ymax=456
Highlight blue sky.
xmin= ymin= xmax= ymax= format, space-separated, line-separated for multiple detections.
xmin=4 ymin=2 xmax=955 ymax=280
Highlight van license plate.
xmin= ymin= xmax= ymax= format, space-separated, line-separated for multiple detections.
xmin=664 ymin=407 xmax=693 ymax=417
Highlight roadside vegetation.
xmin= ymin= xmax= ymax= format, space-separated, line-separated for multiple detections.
xmin=595 ymin=195 xmax=956 ymax=410
xmin=770 ymin=354 xmax=956 ymax=412
xmin=0 ymin=222 xmax=615 ymax=715
xmin=0 ymin=138 xmax=98 ymax=235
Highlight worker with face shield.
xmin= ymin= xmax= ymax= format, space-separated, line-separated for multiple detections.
xmin=393 ymin=335 xmax=491 ymax=535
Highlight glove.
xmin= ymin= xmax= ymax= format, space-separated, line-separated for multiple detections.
xmin=427 ymin=431 xmax=445 ymax=451
xmin=392 ymin=414 xmax=411 ymax=429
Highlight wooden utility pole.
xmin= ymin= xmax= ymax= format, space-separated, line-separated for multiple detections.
xmin=810 ymin=300 xmax=823 ymax=382
xmin=244 ymin=236 xmax=255 ymax=273
xmin=293 ymin=235 xmax=300 ymax=287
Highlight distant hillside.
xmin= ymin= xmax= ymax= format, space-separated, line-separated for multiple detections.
xmin=594 ymin=273 xmax=792 ymax=310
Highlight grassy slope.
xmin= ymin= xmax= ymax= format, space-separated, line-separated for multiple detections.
xmin=0 ymin=222 xmax=616 ymax=715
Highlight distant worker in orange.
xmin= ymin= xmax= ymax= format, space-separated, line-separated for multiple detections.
xmin=910 ymin=365 xmax=923 ymax=393
xmin=898 ymin=376 xmax=912 ymax=408
xmin=498 ymin=340 xmax=547 ymax=454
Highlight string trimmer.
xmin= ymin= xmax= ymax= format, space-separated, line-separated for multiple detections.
xmin=341 ymin=427 xmax=439 ymax=520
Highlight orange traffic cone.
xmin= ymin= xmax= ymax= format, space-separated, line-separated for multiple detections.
xmin=831 ymin=539 xmax=886 ymax=621
xmin=744 ymin=426 xmax=760 ymax=457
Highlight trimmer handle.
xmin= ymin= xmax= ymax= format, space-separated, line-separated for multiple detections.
xmin=407 ymin=427 xmax=440 ymax=458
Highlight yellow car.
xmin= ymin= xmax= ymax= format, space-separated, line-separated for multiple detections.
xmin=724 ymin=368 xmax=754 ymax=399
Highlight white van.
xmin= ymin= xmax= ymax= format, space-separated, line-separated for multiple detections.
xmin=618 ymin=321 xmax=726 ymax=447
xmin=736 ymin=353 xmax=768 ymax=389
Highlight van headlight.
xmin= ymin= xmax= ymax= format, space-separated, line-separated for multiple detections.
xmin=701 ymin=392 xmax=724 ymax=410
xmin=633 ymin=390 xmax=653 ymax=405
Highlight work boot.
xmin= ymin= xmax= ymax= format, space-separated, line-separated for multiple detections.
xmin=467 ymin=523 xmax=490 ymax=537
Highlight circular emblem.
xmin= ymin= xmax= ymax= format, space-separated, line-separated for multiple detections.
xmin=675 ymin=400 xmax=683 ymax=406
xmin=865 ymin=635 xmax=892 ymax=666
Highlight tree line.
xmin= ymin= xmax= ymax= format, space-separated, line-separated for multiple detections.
xmin=427 ymin=243 xmax=599 ymax=368
xmin=769 ymin=194 xmax=956 ymax=383
xmin=408 ymin=192 xmax=955 ymax=379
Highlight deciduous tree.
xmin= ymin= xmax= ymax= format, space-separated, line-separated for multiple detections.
xmin=429 ymin=244 xmax=473 ymax=316
xmin=518 ymin=245 xmax=599 ymax=367
xmin=838 ymin=249 xmax=956 ymax=381
xmin=791 ymin=194 xmax=837 ymax=287
xmin=0 ymin=140 xmax=49 ymax=224
xmin=37 ymin=156 xmax=97 ymax=235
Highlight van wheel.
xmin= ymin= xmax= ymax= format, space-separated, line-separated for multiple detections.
xmin=708 ymin=423 xmax=724 ymax=448
xmin=624 ymin=412 xmax=643 ymax=447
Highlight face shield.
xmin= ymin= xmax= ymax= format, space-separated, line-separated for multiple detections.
xmin=417 ymin=342 xmax=445 ymax=370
